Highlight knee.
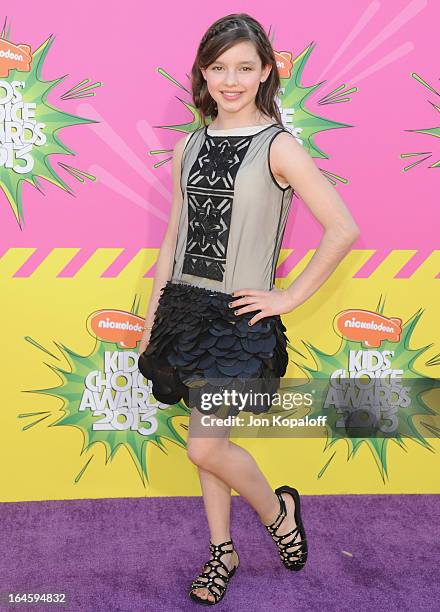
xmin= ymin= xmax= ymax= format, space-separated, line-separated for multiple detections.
xmin=187 ymin=440 xmax=211 ymax=467
xmin=187 ymin=439 xmax=226 ymax=468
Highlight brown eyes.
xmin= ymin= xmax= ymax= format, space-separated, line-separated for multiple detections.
xmin=212 ymin=66 xmax=252 ymax=71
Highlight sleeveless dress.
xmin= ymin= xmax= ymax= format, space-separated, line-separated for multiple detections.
xmin=138 ymin=122 xmax=295 ymax=417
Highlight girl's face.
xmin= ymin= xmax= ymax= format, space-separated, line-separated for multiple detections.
xmin=201 ymin=41 xmax=272 ymax=120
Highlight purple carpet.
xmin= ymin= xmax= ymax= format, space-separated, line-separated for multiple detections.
xmin=1 ymin=494 xmax=438 ymax=611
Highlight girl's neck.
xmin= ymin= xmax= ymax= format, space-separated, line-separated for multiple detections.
xmin=209 ymin=114 xmax=275 ymax=131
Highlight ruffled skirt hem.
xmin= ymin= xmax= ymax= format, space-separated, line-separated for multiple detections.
xmin=138 ymin=281 xmax=289 ymax=416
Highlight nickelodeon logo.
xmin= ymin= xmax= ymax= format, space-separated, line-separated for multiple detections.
xmin=88 ymin=310 xmax=146 ymax=349
xmin=0 ymin=39 xmax=32 ymax=77
xmin=335 ymin=309 xmax=402 ymax=348
xmin=274 ymin=50 xmax=293 ymax=79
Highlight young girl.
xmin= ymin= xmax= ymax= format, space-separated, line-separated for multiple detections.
xmin=138 ymin=13 xmax=360 ymax=606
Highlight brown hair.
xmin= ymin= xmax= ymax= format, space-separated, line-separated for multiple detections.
xmin=191 ymin=13 xmax=282 ymax=126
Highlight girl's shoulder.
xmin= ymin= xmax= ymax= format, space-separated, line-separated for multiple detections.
xmin=183 ymin=126 xmax=206 ymax=149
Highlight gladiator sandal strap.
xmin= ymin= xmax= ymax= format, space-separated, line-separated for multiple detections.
xmin=264 ymin=491 xmax=308 ymax=569
xmin=189 ymin=539 xmax=236 ymax=603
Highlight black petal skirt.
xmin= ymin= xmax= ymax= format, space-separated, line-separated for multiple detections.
xmin=138 ymin=281 xmax=289 ymax=417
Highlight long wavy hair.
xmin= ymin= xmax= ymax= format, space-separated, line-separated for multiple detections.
xmin=191 ymin=13 xmax=282 ymax=126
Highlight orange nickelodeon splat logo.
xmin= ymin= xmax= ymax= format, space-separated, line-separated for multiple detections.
xmin=334 ymin=309 xmax=403 ymax=348
xmin=88 ymin=309 xmax=146 ymax=349
xmin=0 ymin=39 xmax=32 ymax=77
xmin=274 ymin=50 xmax=293 ymax=79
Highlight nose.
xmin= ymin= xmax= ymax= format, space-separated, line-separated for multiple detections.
xmin=223 ymin=70 xmax=239 ymax=86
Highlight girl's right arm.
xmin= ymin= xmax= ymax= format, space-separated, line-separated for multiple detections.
xmin=138 ymin=133 xmax=188 ymax=354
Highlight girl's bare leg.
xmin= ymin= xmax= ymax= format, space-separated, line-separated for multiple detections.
xmin=187 ymin=407 xmax=280 ymax=523
xmin=188 ymin=409 xmax=235 ymax=603
xmin=199 ymin=466 xmax=232 ymax=543
xmin=188 ymin=407 xmax=296 ymax=603
xmin=188 ymin=410 xmax=278 ymax=601
xmin=190 ymin=467 xmax=233 ymax=602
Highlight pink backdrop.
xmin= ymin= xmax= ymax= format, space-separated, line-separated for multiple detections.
xmin=1 ymin=0 xmax=438 ymax=279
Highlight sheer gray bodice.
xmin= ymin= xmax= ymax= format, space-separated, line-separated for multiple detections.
xmin=171 ymin=123 xmax=294 ymax=294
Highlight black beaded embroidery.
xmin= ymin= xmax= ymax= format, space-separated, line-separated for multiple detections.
xmin=182 ymin=133 xmax=253 ymax=281
xmin=199 ymin=141 xmax=236 ymax=178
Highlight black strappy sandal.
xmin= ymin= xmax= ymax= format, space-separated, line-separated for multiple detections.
xmin=189 ymin=539 xmax=239 ymax=605
xmin=264 ymin=485 xmax=308 ymax=571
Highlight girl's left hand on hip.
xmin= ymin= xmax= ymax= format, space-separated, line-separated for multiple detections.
xmin=228 ymin=287 xmax=293 ymax=326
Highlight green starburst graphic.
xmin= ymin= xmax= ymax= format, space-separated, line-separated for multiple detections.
xmin=150 ymin=42 xmax=355 ymax=184
xmin=286 ymin=301 xmax=440 ymax=482
xmin=0 ymin=21 xmax=99 ymax=227
xmin=21 ymin=333 xmax=190 ymax=485
xmin=401 ymin=72 xmax=440 ymax=171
